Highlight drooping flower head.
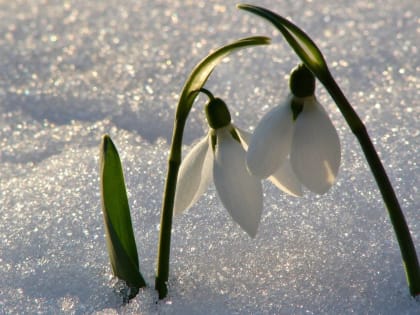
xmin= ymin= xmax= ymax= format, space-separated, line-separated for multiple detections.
xmin=246 ymin=64 xmax=341 ymax=194
xmin=174 ymin=89 xmax=263 ymax=237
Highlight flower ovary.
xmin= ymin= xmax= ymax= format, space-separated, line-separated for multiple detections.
xmin=290 ymin=64 xmax=315 ymax=97
xmin=205 ymin=97 xmax=232 ymax=129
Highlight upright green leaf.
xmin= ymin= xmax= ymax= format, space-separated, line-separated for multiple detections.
xmin=238 ymin=4 xmax=329 ymax=81
xmin=100 ymin=135 xmax=146 ymax=294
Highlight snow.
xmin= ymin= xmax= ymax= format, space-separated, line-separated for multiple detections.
xmin=0 ymin=0 xmax=419 ymax=314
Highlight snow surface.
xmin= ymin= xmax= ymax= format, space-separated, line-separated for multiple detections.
xmin=0 ymin=0 xmax=419 ymax=314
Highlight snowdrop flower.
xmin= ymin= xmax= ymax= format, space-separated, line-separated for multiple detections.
xmin=247 ymin=64 xmax=341 ymax=194
xmin=174 ymin=90 xmax=263 ymax=237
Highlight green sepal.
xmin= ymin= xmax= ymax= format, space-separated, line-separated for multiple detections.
xmin=100 ymin=135 xmax=146 ymax=295
xmin=237 ymin=4 xmax=329 ymax=82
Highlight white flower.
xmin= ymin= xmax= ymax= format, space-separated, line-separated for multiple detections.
xmin=246 ymin=94 xmax=341 ymax=195
xmin=174 ymin=124 xmax=263 ymax=237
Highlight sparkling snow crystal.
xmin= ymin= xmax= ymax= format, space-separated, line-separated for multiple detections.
xmin=0 ymin=0 xmax=419 ymax=314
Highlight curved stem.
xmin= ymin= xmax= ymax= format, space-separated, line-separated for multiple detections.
xmin=197 ymin=87 xmax=216 ymax=101
xmin=237 ymin=3 xmax=419 ymax=296
xmin=154 ymin=36 xmax=270 ymax=299
xmin=321 ymin=69 xmax=420 ymax=296
xmin=155 ymin=89 xmax=232 ymax=298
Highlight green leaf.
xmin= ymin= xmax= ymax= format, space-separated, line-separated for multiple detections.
xmin=176 ymin=36 xmax=271 ymax=121
xmin=238 ymin=4 xmax=329 ymax=81
xmin=100 ymin=135 xmax=146 ymax=291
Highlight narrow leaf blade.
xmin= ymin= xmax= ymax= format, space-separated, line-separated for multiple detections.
xmin=100 ymin=135 xmax=146 ymax=289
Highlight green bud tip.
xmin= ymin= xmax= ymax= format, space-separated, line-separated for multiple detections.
xmin=291 ymin=99 xmax=304 ymax=121
xmin=289 ymin=64 xmax=315 ymax=97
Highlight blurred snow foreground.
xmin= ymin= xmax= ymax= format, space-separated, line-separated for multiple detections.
xmin=0 ymin=0 xmax=419 ymax=314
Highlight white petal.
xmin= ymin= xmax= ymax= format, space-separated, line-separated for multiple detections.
xmin=269 ymin=158 xmax=303 ymax=197
xmin=213 ymin=127 xmax=263 ymax=237
xmin=173 ymin=135 xmax=212 ymax=214
xmin=237 ymin=126 xmax=302 ymax=197
xmin=290 ymin=97 xmax=341 ymax=194
xmin=246 ymin=97 xmax=294 ymax=178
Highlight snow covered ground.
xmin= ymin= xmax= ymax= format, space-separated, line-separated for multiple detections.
xmin=0 ymin=0 xmax=419 ymax=314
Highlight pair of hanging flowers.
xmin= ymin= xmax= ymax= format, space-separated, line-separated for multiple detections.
xmin=174 ymin=64 xmax=341 ymax=236
xmin=101 ymin=4 xmax=419 ymax=300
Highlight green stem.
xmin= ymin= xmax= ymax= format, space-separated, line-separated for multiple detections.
xmin=237 ymin=3 xmax=419 ymax=295
xmin=321 ymin=69 xmax=420 ymax=296
xmin=153 ymin=36 xmax=270 ymax=299
xmin=154 ymin=88 xmax=231 ymax=298
xmin=155 ymin=117 xmax=186 ymax=299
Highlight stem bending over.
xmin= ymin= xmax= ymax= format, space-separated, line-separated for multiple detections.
xmin=155 ymin=36 xmax=271 ymax=299
xmin=238 ymin=3 xmax=420 ymax=296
